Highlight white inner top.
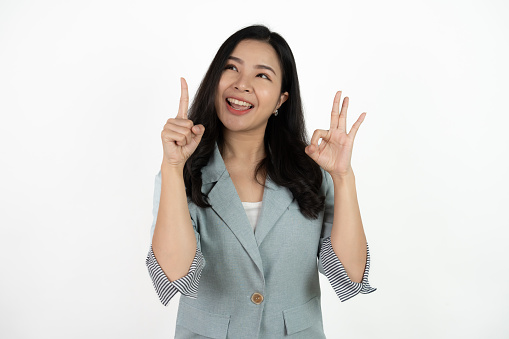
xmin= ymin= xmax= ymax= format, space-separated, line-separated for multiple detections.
xmin=241 ymin=201 xmax=263 ymax=231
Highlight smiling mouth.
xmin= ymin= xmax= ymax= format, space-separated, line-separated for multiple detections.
xmin=226 ymin=98 xmax=254 ymax=111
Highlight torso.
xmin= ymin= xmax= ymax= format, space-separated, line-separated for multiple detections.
xmin=225 ymin=163 xmax=265 ymax=203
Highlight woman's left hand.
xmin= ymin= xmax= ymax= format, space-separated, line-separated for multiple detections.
xmin=305 ymin=91 xmax=366 ymax=177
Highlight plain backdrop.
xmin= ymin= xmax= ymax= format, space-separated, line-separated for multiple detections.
xmin=1 ymin=0 xmax=508 ymax=338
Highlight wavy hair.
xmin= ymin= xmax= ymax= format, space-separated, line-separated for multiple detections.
xmin=184 ymin=25 xmax=325 ymax=219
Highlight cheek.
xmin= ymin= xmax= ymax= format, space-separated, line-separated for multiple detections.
xmin=215 ymin=82 xmax=227 ymax=104
xmin=218 ymin=72 xmax=236 ymax=88
xmin=259 ymin=88 xmax=281 ymax=107
xmin=215 ymin=76 xmax=232 ymax=99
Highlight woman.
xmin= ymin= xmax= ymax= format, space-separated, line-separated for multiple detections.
xmin=146 ymin=25 xmax=376 ymax=338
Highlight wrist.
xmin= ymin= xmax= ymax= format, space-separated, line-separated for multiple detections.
xmin=161 ymin=160 xmax=185 ymax=174
xmin=329 ymin=168 xmax=355 ymax=182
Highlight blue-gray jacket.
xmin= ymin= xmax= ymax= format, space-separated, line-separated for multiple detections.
xmin=146 ymin=142 xmax=376 ymax=338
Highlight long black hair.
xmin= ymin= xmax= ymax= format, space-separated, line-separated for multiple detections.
xmin=184 ymin=25 xmax=325 ymax=219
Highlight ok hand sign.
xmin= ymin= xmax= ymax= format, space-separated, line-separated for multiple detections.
xmin=161 ymin=78 xmax=205 ymax=168
xmin=305 ymin=91 xmax=366 ymax=177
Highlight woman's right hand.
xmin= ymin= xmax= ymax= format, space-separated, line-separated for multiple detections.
xmin=161 ymin=78 xmax=205 ymax=168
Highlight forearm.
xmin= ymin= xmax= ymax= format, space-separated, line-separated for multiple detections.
xmin=151 ymin=162 xmax=197 ymax=282
xmin=329 ymin=169 xmax=367 ymax=283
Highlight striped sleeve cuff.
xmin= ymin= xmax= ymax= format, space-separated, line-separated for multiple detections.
xmin=145 ymin=245 xmax=205 ymax=306
xmin=320 ymin=237 xmax=377 ymax=302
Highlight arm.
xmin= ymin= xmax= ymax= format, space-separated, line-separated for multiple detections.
xmin=146 ymin=77 xmax=206 ymax=304
xmin=145 ymin=163 xmax=205 ymax=305
xmin=151 ymin=162 xmax=198 ymax=281
xmin=305 ymin=91 xmax=376 ymax=301
xmin=318 ymin=169 xmax=376 ymax=302
xmin=329 ymin=169 xmax=366 ymax=283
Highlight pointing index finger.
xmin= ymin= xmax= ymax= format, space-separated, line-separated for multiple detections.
xmin=177 ymin=77 xmax=189 ymax=119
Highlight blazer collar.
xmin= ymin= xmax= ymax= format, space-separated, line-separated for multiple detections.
xmin=201 ymin=141 xmax=228 ymax=185
xmin=202 ymin=141 xmax=294 ymax=274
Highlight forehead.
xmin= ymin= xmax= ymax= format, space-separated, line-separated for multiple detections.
xmin=230 ymin=40 xmax=281 ymax=72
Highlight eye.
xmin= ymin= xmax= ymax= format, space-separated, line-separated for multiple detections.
xmin=257 ymin=73 xmax=271 ymax=80
xmin=224 ymin=64 xmax=238 ymax=71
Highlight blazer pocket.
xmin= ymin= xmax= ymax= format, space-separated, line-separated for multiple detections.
xmin=176 ymin=302 xmax=230 ymax=339
xmin=283 ymin=297 xmax=321 ymax=336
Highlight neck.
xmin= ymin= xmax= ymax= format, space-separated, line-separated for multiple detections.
xmin=220 ymin=128 xmax=266 ymax=165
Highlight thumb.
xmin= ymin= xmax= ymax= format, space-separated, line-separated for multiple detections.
xmin=192 ymin=124 xmax=205 ymax=141
xmin=305 ymin=144 xmax=318 ymax=160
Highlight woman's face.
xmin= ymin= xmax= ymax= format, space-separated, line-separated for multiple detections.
xmin=215 ymin=39 xmax=289 ymax=134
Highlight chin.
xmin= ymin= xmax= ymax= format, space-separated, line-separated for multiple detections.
xmin=221 ymin=120 xmax=249 ymax=133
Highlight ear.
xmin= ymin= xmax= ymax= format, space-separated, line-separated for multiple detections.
xmin=277 ymin=91 xmax=289 ymax=109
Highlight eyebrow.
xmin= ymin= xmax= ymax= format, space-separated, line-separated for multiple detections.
xmin=227 ymin=56 xmax=277 ymax=76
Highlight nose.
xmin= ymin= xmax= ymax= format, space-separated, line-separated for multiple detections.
xmin=233 ymin=74 xmax=252 ymax=93
xmin=235 ymin=85 xmax=250 ymax=92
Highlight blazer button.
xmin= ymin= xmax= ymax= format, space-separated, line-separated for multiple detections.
xmin=251 ymin=292 xmax=264 ymax=305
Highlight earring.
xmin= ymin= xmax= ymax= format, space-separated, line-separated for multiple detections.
xmin=274 ymin=109 xmax=278 ymax=116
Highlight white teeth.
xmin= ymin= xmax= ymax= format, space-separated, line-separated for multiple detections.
xmin=227 ymin=98 xmax=253 ymax=107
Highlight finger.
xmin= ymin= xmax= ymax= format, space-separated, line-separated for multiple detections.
xmin=305 ymin=143 xmax=319 ymax=161
xmin=164 ymin=123 xmax=193 ymax=145
xmin=348 ymin=112 xmax=366 ymax=140
xmin=191 ymin=124 xmax=205 ymax=136
xmin=305 ymin=130 xmax=327 ymax=161
xmin=166 ymin=117 xmax=194 ymax=129
xmin=338 ymin=96 xmax=349 ymax=132
xmin=330 ymin=91 xmax=342 ymax=130
xmin=309 ymin=129 xmax=329 ymax=148
xmin=176 ymin=77 xmax=189 ymax=119
xmin=162 ymin=130 xmax=189 ymax=146
xmin=190 ymin=124 xmax=205 ymax=145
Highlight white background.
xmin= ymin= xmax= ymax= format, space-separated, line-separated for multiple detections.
xmin=1 ymin=0 xmax=508 ymax=338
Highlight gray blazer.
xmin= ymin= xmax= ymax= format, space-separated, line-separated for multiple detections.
xmin=147 ymin=141 xmax=375 ymax=338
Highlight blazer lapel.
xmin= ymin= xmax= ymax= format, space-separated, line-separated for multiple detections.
xmin=254 ymin=176 xmax=293 ymax=246
xmin=202 ymin=142 xmax=264 ymax=274
xmin=201 ymin=142 xmax=295 ymax=273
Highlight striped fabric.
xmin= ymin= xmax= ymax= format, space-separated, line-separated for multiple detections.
xmin=146 ymin=237 xmax=374 ymax=305
xmin=320 ymin=237 xmax=377 ymax=302
xmin=145 ymin=246 xmax=205 ymax=306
